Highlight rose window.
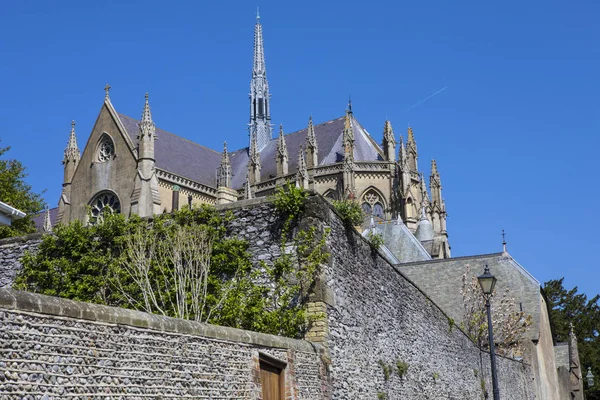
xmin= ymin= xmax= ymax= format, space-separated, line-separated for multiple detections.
xmin=89 ymin=192 xmax=121 ymax=224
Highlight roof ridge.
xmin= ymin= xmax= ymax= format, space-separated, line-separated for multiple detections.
xmin=117 ymin=113 xmax=221 ymax=156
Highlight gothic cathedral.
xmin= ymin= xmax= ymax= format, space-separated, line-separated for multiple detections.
xmin=55 ymin=14 xmax=451 ymax=258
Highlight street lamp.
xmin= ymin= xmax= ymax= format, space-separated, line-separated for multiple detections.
xmin=587 ymin=367 xmax=594 ymax=388
xmin=478 ymin=265 xmax=500 ymax=400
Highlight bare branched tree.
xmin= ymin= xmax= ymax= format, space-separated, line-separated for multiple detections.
xmin=461 ymin=265 xmax=532 ymax=357
xmin=116 ymin=222 xmax=218 ymax=321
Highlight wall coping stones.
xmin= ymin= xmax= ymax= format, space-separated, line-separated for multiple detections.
xmin=0 ymin=232 xmax=44 ymax=247
xmin=0 ymin=288 xmax=323 ymax=354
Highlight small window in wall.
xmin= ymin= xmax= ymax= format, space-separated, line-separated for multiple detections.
xmin=260 ymin=353 xmax=286 ymax=400
xmin=96 ymin=134 xmax=115 ymax=162
xmin=89 ymin=191 xmax=121 ymax=224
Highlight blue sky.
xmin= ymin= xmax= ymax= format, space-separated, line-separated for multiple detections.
xmin=1 ymin=1 xmax=599 ymax=298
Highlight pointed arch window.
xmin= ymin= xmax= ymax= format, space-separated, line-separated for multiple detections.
xmin=361 ymin=189 xmax=385 ymax=219
xmin=89 ymin=191 xmax=121 ymax=225
xmin=96 ymin=134 xmax=115 ymax=163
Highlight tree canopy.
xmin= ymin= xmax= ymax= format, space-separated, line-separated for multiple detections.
xmin=544 ymin=278 xmax=600 ymax=399
xmin=0 ymin=142 xmax=45 ymax=238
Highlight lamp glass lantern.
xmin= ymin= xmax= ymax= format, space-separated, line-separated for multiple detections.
xmin=478 ymin=265 xmax=497 ymax=295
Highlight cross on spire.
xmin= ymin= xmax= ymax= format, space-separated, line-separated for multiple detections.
xmin=104 ymin=84 xmax=111 ymax=99
xmin=502 ymin=229 xmax=507 ymax=252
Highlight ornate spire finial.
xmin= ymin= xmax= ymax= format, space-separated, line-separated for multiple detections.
xmin=63 ymin=120 xmax=80 ymax=163
xmin=221 ymin=141 xmax=230 ymax=165
xmin=104 ymin=84 xmax=111 ymax=99
xmin=348 ymin=95 xmax=353 ymax=113
xmin=141 ymin=92 xmax=152 ymax=123
xmin=502 ymin=229 xmax=507 ymax=252
xmin=431 ymin=159 xmax=439 ymax=175
xmin=43 ymin=208 xmax=52 ymax=233
xmin=256 ymin=6 xmax=260 ymax=20
xmin=306 ymin=115 xmax=317 ymax=149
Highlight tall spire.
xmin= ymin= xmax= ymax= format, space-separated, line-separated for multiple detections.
xmin=249 ymin=13 xmax=272 ymax=151
xmin=430 ymin=159 xmax=443 ymax=206
xmin=217 ymin=142 xmax=232 ymax=188
xmin=305 ymin=115 xmax=318 ymax=168
xmin=63 ymin=120 xmax=80 ymax=164
xmin=276 ymin=124 xmax=289 ymax=176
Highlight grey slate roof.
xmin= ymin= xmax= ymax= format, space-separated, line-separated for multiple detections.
xmin=117 ymin=113 xmax=384 ymax=190
xmin=364 ymin=219 xmax=432 ymax=263
xmin=118 ymin=114 xmax=222 ymax=188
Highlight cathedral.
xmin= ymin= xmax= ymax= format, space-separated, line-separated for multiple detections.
xmin=53 ymin=14 xmax=451 ymax=258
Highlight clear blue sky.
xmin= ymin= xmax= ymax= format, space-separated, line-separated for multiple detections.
xmin=1 ymin=1 xmax=598 ymax=298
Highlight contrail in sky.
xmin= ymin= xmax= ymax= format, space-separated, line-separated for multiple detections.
xmin=402 ymin=86 xmax=448 ymax=112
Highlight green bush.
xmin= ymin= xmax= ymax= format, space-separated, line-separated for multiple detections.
xmin=273 ymin=182 xmax=308 ymax=223
xmin=332 ymin=199 xmax=364 ymax=226
xmin=367 ymin=232 xmax=385 ymax=249
xmin=15 ymin=204 xmax=321 ymax=338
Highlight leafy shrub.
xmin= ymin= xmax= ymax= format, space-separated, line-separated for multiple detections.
xmin=273 ymin=182 xmax=307 ymax=223
xmin=396 ymin=360 xmax=409 ymax=378
xmin=332 ymin=199 xmax=364 ymax=226
xmin=367 ymin=232 xmax=385 ymax=249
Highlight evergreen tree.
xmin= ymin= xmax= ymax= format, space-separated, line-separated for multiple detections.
xmin=544 ymin=278 xmax=600 ymax=399
xmin=0 ymin=142 xmax=45 ymax=238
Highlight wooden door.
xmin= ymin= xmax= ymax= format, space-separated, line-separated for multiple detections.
xmin=260 ymin=359 xmax=284 ymax=400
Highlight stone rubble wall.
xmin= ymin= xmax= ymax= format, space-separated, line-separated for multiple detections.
xmin=0 ymin=234 xmax=42 ymax=288
xmin=0 ymin=289 xmax=328 ymax=399
xmin=317 ymin=197 xmax=537 ymax=400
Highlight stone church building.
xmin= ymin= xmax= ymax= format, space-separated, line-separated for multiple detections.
xmin=53 ymin=15 xmax=450 ymax=258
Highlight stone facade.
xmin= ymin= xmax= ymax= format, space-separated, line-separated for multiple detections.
xmin=0 ymin=289 xmax=328 ymax=399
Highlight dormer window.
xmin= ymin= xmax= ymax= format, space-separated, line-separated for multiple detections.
xmin=96 ymin=134 xmax=115 ymax=162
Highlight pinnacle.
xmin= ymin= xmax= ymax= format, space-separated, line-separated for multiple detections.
xmin=141 ymin=93 xmax=153 ymax=123
xmin=306 ymin=115 xmax=317 ymax=149
xmin=63 ymin=120 xmax=80 ymax=163
xmin=221 ymin=141 xmax=230 ymax=165
xmin=431 ymin=159 xmax=439 ymax=175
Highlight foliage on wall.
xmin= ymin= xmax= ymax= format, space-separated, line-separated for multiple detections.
xmin=15 ymin=199 xmax=327 ymax=339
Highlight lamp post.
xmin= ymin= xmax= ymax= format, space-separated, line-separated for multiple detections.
xmin=587 ymin=367 xmax=594 ymax=388
xmin=478 ymin=265 xmax=500 ymax=400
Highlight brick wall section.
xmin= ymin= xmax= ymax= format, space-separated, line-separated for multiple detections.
xmin=319 ymin=199 xmax=537 ymax=399
xmin=0 ymin=289 xmax=328 ymax=399
xmin=0 ymin=233 xmax=42 ymax=288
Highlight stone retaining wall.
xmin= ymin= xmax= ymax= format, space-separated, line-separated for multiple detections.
xmin=0 ymin=289 xmax=328 ymax=399
xmin=311 ymin=196 xmax=537 ymax=399
xmin=0 ymin=234 xmax=42 ymax=288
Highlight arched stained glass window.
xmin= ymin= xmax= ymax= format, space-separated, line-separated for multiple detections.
xmin=361 ymin=189 xmax=386 ymax=218
xmin=89 ymin=191 xmax=121 ymax=224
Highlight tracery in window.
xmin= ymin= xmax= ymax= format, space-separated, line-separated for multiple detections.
xmin=89 ymin=191 xmax=121 ymax=224
xmin=96 ymin=135 xmax=115 ymax=162
xmin=361 ymin=189 xmax=385 ymax=219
